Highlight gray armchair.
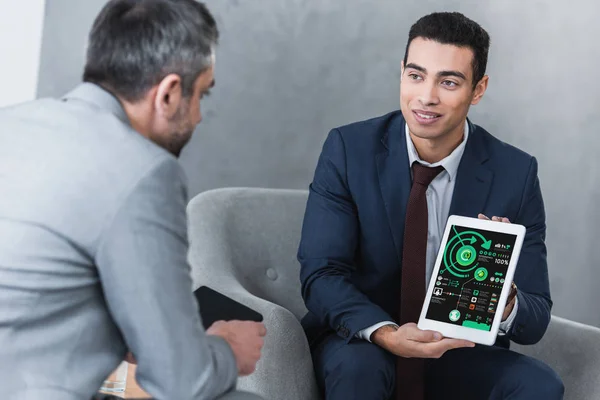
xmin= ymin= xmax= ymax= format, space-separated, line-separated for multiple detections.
xmin=187 ymin=187 xmax=600 ymax=400
xmin=187 ymin=187 xmax=318 ymax=400
xmin=513 ymin=317 xmax=600 ymax=400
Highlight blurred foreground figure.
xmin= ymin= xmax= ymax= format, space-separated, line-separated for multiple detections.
xmin=0 ymin=1 xmax=265 ymax=399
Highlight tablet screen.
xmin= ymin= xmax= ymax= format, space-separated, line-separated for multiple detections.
xmin=425 ymin=225 xmax=517 ymax=331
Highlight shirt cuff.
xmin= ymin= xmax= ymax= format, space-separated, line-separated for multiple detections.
xmin=356 ymin=321 xmax=399 ymax=342
xmin=498 ymin=296 xmax=519 ymax=336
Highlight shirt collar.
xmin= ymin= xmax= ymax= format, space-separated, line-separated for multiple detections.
xmin=405 ymin=120 xmax=469 ymax=182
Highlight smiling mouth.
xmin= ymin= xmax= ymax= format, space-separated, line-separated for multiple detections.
xmin=412 ymin=110 xmax=442 ymax=124
xmin=413 ymin=110 xmax=441 ymax=119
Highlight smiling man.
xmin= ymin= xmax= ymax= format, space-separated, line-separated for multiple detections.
xmin=298 ymin=12 xmax=563 ymax=400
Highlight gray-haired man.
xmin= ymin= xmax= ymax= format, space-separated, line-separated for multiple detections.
xmin=0 ymin=1 xmax=265 ymax=399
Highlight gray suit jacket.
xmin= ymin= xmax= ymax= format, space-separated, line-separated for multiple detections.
xmin=0 ymin=83 xmax=238 ymax=400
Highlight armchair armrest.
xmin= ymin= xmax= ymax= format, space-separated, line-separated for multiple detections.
xmin=512 ymin=315 xmax=600 ymax=400
xmin=196 ymin=282 xmax=320 ymax=400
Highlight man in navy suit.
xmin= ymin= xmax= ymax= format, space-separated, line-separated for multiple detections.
xmin=298 ymin=12 xmax=564 ymax=400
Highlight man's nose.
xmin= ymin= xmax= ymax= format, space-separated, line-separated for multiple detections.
xmin=418 ymin=81 xmax=440 ymax=106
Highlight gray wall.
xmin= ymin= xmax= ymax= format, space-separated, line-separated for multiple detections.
xmin=38 ymin=0 xmax=600 ymax=328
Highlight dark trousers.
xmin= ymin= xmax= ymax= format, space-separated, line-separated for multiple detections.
xmin=312 ymin=333 xmax=564 ymax=400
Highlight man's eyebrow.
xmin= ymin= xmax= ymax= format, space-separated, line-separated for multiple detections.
xmin=405 ymin=63 xmax=467 ymax=81
xmin=202 ymin=79 xmax=215 ymax=96
xmin=405 ymin=63 xmax=426 ymax=73
xmin=438 ymin=70 xmax=467 ymax=80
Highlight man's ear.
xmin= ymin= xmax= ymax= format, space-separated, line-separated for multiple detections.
xmin=154 ymin=74 xmax=183 ymax=119
xmin=471 ymin=75 xmax=489 ymax=105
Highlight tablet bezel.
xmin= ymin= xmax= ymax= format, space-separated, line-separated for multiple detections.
xmin=417 ymin=215 xmax=526 ymax=345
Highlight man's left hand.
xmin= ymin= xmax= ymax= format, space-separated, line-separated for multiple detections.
xmin=478 ymin=214 xmax=517 ymax=321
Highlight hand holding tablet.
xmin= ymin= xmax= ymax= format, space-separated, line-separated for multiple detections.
xmin=370 ymin=322 xmax=475 ymax=359
xmin=194 ymin=286 xmax=266 ymax=375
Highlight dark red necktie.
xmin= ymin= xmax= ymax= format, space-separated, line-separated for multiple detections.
xmin=396 ymin=162 xmax=444 ymax=400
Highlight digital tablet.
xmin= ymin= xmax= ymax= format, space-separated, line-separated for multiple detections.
xmin=194 ymin=286 xmax=263 ymax=330
xmin=417 ymin=215 xmax=525 ymax=345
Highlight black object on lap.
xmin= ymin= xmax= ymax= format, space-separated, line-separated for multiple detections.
xmin=194 ymin=286 xmax=263 ymax=330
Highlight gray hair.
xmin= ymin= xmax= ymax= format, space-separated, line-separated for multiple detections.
xmin=83 ymin=0 xmax=218 ymax=102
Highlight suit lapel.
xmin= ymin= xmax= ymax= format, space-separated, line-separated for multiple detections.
xmin=449 ymin=121 xmax=494 ymax=218
xmin=376 ymin=116 xmax=411 ymax=265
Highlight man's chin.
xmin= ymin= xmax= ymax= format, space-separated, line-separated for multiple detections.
xmin=406 ymin=122 xmax=445 ymax=141
xmin=168 ymin=132 xmax=193 ymax=157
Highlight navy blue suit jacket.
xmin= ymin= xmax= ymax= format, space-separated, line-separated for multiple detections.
xmin=298 ymin=111 xmax=552 ymax=349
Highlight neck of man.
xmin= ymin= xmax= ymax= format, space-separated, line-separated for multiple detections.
xmin=409 ymin=120 xmax=466 ymax=164
xmin=118 ymin=96 xmax=156 ymax=142
xmin=97 ymin=83 xmax=154 ymax=140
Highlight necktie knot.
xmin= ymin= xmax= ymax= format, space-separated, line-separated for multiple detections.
xmin=411 ymin=163 xmax=444 ymax=187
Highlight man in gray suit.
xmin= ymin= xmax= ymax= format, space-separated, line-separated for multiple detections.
xmin=0 ymin=1 xmax=266 ymax=399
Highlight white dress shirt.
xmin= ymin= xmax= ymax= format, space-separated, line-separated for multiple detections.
xmin=357 ymin=121 xmax=518 ymax=342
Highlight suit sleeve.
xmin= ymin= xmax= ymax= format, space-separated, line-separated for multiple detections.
xmin=95 ymin=156 xmax=237 ymax=399
xmin=508 ymin=156 xmax=553 ymax=345
xmin=298 ymin=129 xmax=394 ymax=342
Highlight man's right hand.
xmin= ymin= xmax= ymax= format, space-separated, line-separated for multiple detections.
xmin=371 ymin=323 xmax=474 ymax=358
xmin=206 ymin=320 xmax=267 ymax=376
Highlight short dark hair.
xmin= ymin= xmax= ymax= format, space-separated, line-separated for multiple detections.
xmin=403 ymin=12 xmax=490 ymax=88
xmin=83 ymin=0 xmax=218 ymax=102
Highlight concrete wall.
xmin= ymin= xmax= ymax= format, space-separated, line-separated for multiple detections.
xmin=0 ymin=0 xmax=46 ymax=107
xmin=37 ymin=0 xmax=600 ymax=328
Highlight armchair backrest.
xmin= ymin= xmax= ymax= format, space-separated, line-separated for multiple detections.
xmin=187 ymin=187 xmax=310 ymax=320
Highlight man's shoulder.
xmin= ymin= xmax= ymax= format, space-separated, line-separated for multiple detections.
xmin=36 ymin=94 xmax=172 ymax=175
xmin=327 ymin=110 xmax=404 ymax=154
xmin=0 ymin=95 xmax=181 ymax=204
xmin=473 ymin=123 xmax=535 ymax=168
